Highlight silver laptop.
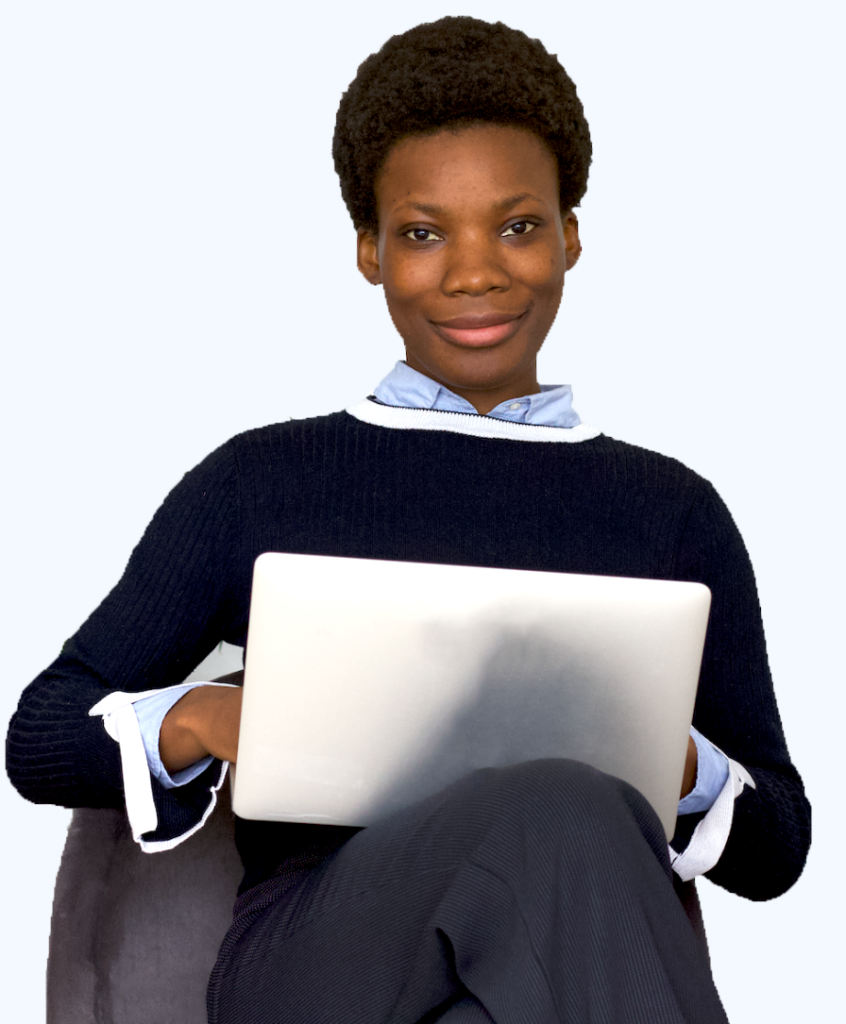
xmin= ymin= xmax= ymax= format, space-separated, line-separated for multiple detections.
xmin=232 ymin=553 xmax=711 ymax=837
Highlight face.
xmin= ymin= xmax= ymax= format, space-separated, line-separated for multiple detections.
xmin=357 ymin=124 xmax=581 ymax=415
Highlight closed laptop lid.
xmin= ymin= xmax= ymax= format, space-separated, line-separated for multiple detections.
xmin=233 ymin=553 xmax=711 ymax=837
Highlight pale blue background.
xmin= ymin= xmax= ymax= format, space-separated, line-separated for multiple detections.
xmin=1 ymin=2 xmax=842 ymax=1020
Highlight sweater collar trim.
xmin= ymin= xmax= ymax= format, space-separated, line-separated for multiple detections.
xmin=345 ymin=398 xmax=602 ymax=444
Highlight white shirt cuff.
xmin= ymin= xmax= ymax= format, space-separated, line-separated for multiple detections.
xmin=89 ymin=682 xmax=239 ymax=845
xmin=669 ymin=753 xmax=756 ymax=881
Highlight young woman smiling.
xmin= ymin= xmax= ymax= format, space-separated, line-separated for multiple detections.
xmin=7 ymin=17 xmax=809 ymax=1024
xmin=357 ymin=124 xmax=580 ymax=414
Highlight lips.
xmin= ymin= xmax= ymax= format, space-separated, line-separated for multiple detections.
xmin=432 ymin=311 xmax=525 ymax=347
xmin=436 ymin=312 xmax=522 ymax=329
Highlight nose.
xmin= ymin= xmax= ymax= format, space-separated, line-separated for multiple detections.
xmin=441 ymin=230 xmax=511 ymax=296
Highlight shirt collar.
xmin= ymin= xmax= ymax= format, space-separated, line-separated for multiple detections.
xmin=372 ymin=360 xmax=581 ymax=429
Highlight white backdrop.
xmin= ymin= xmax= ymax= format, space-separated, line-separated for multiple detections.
xmin=1 ymin=3 xmax=842 ymax=1021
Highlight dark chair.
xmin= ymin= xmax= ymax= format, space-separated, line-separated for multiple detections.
xmin=46 ymin=656 xmax=247 ymax=1024
xmin=47 ymin=777 xmax=242 ymax=1024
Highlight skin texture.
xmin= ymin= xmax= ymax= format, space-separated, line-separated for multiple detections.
xmin=160 ymin=683 xmax=242 ymax=771
xmin=161 ymin=123 xmax=698 ymax=796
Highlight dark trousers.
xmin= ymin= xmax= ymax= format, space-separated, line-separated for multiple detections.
xmin=208 ymin=759 xmax=728 ymax=1024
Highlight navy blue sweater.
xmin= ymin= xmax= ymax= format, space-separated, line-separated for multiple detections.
xmin=6 ymin=409 xmax=811 ymax=900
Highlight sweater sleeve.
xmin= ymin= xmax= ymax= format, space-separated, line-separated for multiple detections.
xmin=675 ymin=479 xmax=811 ymax=900
xmin=5 ymin=438 xmax=247 ymax=844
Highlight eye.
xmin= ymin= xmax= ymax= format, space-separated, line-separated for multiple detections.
xmin=404 ymin=227 xmax=443 ymax=243
xmin=501 ymin=221 xmax=536 ymax=237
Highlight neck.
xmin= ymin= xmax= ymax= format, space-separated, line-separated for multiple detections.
xmin=403 ymin=356 xmax=540 ymax=415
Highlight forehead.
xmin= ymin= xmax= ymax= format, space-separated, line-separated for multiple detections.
xmin=376 ymin=124 xmax=560 ymax=219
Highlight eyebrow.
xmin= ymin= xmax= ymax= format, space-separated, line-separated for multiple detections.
xmin=393 ymin=192 xmax=545 ymax=216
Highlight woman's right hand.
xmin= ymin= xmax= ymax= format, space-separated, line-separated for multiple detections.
xmin=159 ymin=681 xmax=243 ymax=773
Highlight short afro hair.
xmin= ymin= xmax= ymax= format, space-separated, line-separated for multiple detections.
xmin=333 ymin=16 xmax=592 ymax=235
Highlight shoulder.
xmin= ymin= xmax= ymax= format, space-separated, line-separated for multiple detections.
xmin=588 ymin=436 xmax=751 ymax=585
xmin=225 ymin=410 xmax=351 ymax=454
xmin=175 ymin=411 xmax=351 ymax=481
xmin=581 ymin=432 xmax=718 ymax=502
xmin=148 ymin=413 xmax=347 ymax=513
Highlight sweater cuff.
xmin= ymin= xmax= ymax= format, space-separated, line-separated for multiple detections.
xmin=89 ymin=683 xmax=239 ymax=851
xmin=669 ymin=756 xmax=757 ymax=881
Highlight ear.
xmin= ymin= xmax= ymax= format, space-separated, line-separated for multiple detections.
xmin=356 ymin=228 xmax=382 ymax=285
xmin=562 ymin=210 xmax=582 ymax=272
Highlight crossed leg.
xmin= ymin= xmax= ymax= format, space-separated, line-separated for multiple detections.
xmin=209 ymin=759 xmax=727 ymax=1024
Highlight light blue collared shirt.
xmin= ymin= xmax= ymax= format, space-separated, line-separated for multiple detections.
xmin=373 ymin=359 xmax=582 ymax=427
xmin=134 ymin=362 xmax=729 ymax=814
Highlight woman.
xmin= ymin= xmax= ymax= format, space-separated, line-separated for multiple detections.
xmin=7 ymin=17 xmax=810 ymax=1024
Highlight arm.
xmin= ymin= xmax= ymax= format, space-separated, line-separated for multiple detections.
xmin=675 ymin=481 xmax=811 ymax=900
xmin=6 ymin=439 xmax=249 ymax=845
xmin=159 ymin=678 xmax=243 ymax=773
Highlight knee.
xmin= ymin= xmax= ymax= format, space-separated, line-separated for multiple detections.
xmin=476 ymin=758 xmax=657 ymax=840
xmin=506 ymin=758 xmax=666 ymax=852
xmin=500 ymin=756 xmax=618 ymax=800
xmin=457 ymin=758 xmax=621 ymax=824
xmin=429 ymin=758 xmax=660 ymax=850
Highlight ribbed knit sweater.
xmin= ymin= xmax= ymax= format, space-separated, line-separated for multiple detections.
xmin=6 ymin=405 xmax=811 ymax=901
